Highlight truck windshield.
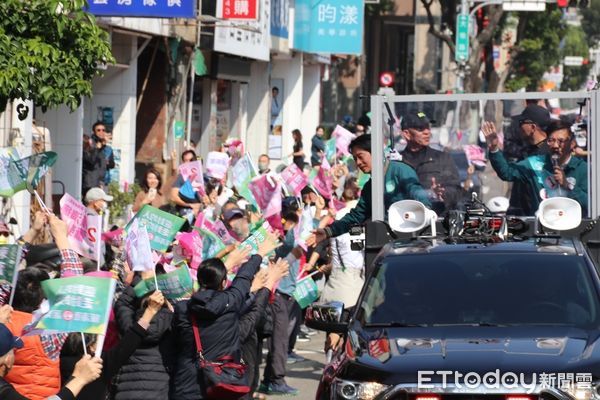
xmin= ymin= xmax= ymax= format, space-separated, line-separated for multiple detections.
xmin=357 ymin=253 xmax=600 ymax=329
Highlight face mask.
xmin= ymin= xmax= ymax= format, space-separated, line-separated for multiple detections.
xmin=258 ymin=163 xmax=268 ymax=172
xmin=0 ymin=235 xmax=8 ymax=245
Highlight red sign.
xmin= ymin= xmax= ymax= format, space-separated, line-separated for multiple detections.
xmin=379 ymin=72 xmax=394 ymax=87
xmin=222 ymin=0 xmax=258 ymax=20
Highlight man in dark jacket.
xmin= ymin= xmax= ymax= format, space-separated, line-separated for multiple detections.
xmin=82 ymin=122 xmax=115 ymax=196
xmin=400 ymin=111 xmax=460 ymax=215
xmin=483 ymin=119 xmax=587 ymax=215
xmin=170 ymin=233 xmax=279 ymax=400
xmin=310 ymin=126 xmax=326 ymax=167
xmin=503 ymin=104 xmax=551 ymax=215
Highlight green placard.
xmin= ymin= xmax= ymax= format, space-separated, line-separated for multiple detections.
xmin=174 ymin=120 xmax=185 ymax=140
xmin=33 ymin=276 xmax=116 ymax=335
xmin=126 ymin=205 xmax=185 ymax=252
xmin=455 ymin=14 xmax=470 ymax=62
xmin=134 ymin=264 xmax=194 ymax=300
xmin=0 ymin=245 xmax=21 ymax=285
xmin=292 ymin=277 xmax=319 ymax=309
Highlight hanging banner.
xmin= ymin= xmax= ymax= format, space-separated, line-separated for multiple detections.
xmin=221 ymin=0 xmax=259 ymax=20
xmin=87 ymin=0 xmax=196 ymax=18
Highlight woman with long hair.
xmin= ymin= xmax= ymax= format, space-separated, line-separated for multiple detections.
xmin=133 ymin=168 xmax=166 ymax=212
xmin=291 ymin=129 xmax=305 ymax=170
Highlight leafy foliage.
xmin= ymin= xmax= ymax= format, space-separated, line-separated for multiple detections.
xmin=505 ymin=8 xmax=565 ymax=92
xmin=0 ymin=0 xmax=114 ymax=111
xmin=581 ymin=0 xmax=600 ymax=47
xmin=560 ymin=26 xmax=591 ymax=91
xmin=107 ymin=182 xmax=141 ymax=223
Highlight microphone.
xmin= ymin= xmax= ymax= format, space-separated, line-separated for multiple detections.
xmin=551 ymin=154 xmax=560 ymax=169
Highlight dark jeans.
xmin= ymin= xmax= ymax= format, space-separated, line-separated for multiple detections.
xmin=287 ymin=300 xmax=302 ymax=353
xmin=262 ymin=292 xmax=298 ymax=386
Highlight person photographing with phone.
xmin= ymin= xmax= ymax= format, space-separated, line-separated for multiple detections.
xmin=133 ymin=168 xmax=166 ymax=212
xmin=82 ymin=122 xmax=115 ymax=197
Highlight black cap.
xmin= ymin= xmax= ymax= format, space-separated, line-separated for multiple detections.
xmin=222 ymin=208 xmax=245 ymax=223
xmin=401 ymin=112 xmax=434 ymax=130
xmin=0 ymin=323 xmax=23 ymax=357
xmin=515 ymin=104 xmax=551 ymax=130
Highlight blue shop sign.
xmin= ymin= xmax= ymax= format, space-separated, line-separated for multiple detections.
xmin=87 ymin=0 xmax=196 ymax=18
xmin=294 ymin=0 xmax=363 ymax=55
xmin=271 ymin=0 xmax=289 ymax=39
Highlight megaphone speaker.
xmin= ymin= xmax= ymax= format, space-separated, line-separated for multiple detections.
xmin=388 ymin=200 xmax=435 ymax=233
xmin=536 ymin=197 xmax=582 ymax=231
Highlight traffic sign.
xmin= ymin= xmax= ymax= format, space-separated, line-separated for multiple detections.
xmin=379 ymin=72 xmax=394 ymax=87
xmin=455 ymin=14 xmax=470 ymax=62
xmin=564 ymin=56 xmax=584 ymax=66
xmin=502 ymin=0 xmax=546 ymax=11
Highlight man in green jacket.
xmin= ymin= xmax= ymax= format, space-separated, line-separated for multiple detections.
xmin=482 ymin=119 xmax=588 ymax=215
xmin=309 ymin=134 xmax=432 ymax=244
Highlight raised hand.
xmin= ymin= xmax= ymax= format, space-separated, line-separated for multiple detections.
xmin=257 ymin=231 xmax=280 ymax=258
xmin=224 ymin=245 xmax=252 ymax=272
xmin=481 ymin=121 xmax=499 ymax=151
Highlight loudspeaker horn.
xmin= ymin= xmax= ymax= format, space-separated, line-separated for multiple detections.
xmin=536 ymin=197 xmax=582 ymax=232
xmin=388 ymin=200 xmax=437 ymax=234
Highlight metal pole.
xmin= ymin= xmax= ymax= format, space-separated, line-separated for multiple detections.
xmin=371 ymin=95 xmax=385 ymax=221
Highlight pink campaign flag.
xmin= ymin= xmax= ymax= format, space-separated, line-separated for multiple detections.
xmin=280 ymin=163 xmax=308 ymax=197
xmin=59 ymin=194 xmax=101 ymax=261
xmin=125 ymin=219 xmax=155 ymax=272
xmin=312 ymin=158 xmax=333 ymax=199
xmin=179 ymin=160 xmax=206 ymax=196
xmin=248 ymin=175 xmax=282 ymax=219
xmin=332 ymin=125 xmax=356 ymax=156
xmin=175 ymin=230 xmax=203 ymax=270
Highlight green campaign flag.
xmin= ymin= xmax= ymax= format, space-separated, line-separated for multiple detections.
xmin=27 ymin=276 xmax=116 ymax=335
xmin=325 ymin=138 xmax=337 ymax=164
xmin=0 ymin=148 xmax=27 ymax=197
xmin=126 ymin=205 xmax=185 ymax=252
xmin=0 ymin=245 xmax=22 ymax=295
xmin=308 ymin=168 xmax=318 ymax=183
xmin=240 ymin=222 xmax=271 ymax=255
xmin=195 ymin=227 xmax=226 ymax=260
xmin=24 ymin=151 xmax=58 ymax=191
xmin=292 ymin=277 xmax=319 ymax=309
xmin=134 ymin=264 xmax=194 ymax=301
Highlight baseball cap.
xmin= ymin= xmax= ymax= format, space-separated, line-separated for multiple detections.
xmin=85 ymin=187 xmax=113 ymax=203
xmin=0 ymin=323 xmax=23 ymax=357
xmin=401 ymin=111 xmax=435 ymax=130
xmin=222 ymin=208 xmax=245 ymax=223
xmin=515 ymin=104 xmax=551 ymax=130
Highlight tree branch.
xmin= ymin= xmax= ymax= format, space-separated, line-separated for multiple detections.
xmin=471 ymin=5 xmax=504 ymax=65
xmin=420 ymin=0 xmax=456 ymax=54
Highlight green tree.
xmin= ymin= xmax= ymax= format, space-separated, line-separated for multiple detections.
xmin=0 ymin=0 xmax=114 ymax=111
xmin=505 ymin=8 xmax=565 ymax=92
xmin=581 ymin=0 xmax=600 ymax=47
xmin=560 ymin=26 xmax=591 ymax=91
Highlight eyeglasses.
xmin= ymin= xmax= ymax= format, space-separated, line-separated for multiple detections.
xmin=0 ymin=232 xmax=9 ymax=237
xmin=95 ymin=128 xmax=106 ymax=132
xmin=547 ymin=138 xmax=571 ymax=145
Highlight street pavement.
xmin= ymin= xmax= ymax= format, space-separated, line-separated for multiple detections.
xmin=259 ymin=331 xmax=327 ymax=400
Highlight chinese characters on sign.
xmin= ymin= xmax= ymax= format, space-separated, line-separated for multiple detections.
xmin=294 ymin=0 xmax=364 ymax=54
xmin=126 ymin=205 xmax=185 ymax=252
xmin=222 ymin=0 xmax=259 ymax=20
xmin=215 ymin=0 xmax=270 ymax=61
xmin=87 ymin=0 xmax=195 ymax=18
